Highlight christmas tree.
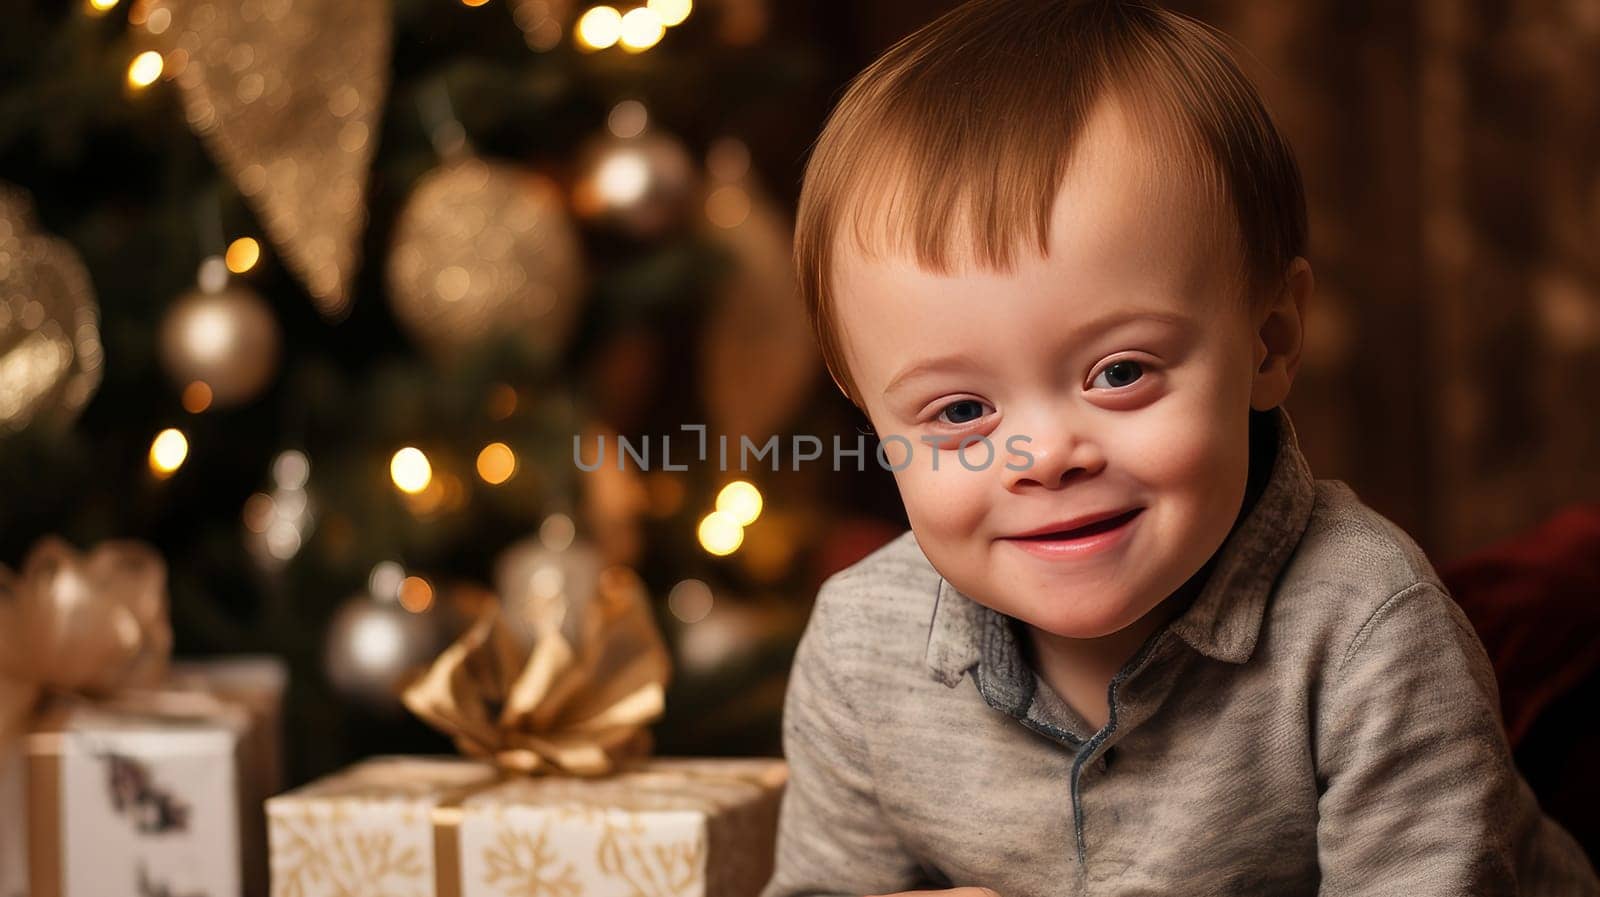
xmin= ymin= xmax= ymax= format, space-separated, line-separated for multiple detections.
xmin=0 ymin=0 xmax=907 ymax=785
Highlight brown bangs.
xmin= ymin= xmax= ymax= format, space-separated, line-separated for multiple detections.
xmin=794 ymin=0 xmax=1307 ymax=408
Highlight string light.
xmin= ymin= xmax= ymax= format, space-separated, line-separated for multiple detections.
xmin=86 ymin=0 xmax=120 ymax=14
xmin=539 ymin=513 xmax=577 ymax=551
xmin=225 ymin=237 xmax=261 ymax=274
xmin=127 ymin=51 xmax=164 ymax=89
xmin=476 ymin=442 xmax=516 ymax=485
xmin=697 ymin=510 xmax=743 ymax=556
xmin=606 ymin=100 xmax=648 ymax=139
xmin=715 ymin=480 xmax=763 ymax=525
xmin=647 ymin=0 xmax=692 ymax=27
xmin=390 ymin=447 xmax=432 ymax=494
xmin=368 ymin=561 xmax=405 ymax=601
xmin=398 ymin=576 xmax=434 ymax=613
xmin=667 ymin=578 xmax=714 ymax=623
xmin=594 ymin=151 xmax=650 ymax=206
xmin=618 ymin=7 xmax=665 ymax=51
xmin=149 ymin=428 xmax=189 ymax=476
xmin=181 ymin=381 xmax=213 ymax=413
xmin=576 ymin=6 xmax=623 ymax=50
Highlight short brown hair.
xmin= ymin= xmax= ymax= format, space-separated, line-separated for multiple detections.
xmin=794 ymin=0 xmax=1308 ymax=408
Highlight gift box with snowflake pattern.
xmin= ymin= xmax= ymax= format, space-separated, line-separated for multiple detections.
xmin=266 ymin=755 xmax=787 ymax=897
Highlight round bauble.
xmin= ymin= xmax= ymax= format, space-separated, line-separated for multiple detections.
xmin=388 ymin=156 xmax=586 ymax=365
xmin=159 ymin=284 xmax=281 ymax=407
xmin=323 ymin=593 xmax=444 ymax=712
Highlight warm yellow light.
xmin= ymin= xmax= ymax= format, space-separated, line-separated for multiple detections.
xmin=127 ymin=51 xmax=164 ymax=89
xmin=149 ymin=428 xmax=189 ymax=475
xmin=460 ymin=0 xmax=490 ymax=5
xmin=476 ymin=442 xmax=516 ymax=485
xmin=715 ymin=480 xmax=763 ymax=525
xmin=594 ymin=151 xmax=650 ymax=205
xmin=87 ymin=0 xmax=120 ymax=13
xmin=398 ymin=576 xmax=434 ymax=612
xmin=390 ymin=447 xmax=433 ymax=494
xmin=697 ymin=510 xmax=744 ymax=556
xmin=575 ymin=6 xmax=623 ymax=49
xmin=618 ymin=7 xmax=665 ymax=50
xmin=181 ymin=380 xmax=213 ymax=413
xmin=647 ymin=0 xmax=691 ymax=27
xmin=225 ymin=237 xmax=260 ymax=273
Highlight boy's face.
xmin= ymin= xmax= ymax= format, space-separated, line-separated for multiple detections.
xmin=832 ymin=99 xmax=1277 ymax=642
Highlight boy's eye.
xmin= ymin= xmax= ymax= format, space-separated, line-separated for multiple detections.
xmin=1091 ymin=359 xmax=1145 ymax=390
xmin=935 ymin=399 xmax=990 ymax=425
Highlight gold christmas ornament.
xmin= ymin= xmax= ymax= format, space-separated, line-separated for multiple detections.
xmin=159 ymin=280 xmax=282 ymax=407
xmin=387 ymin=155 xmax=586 ymax=363
xmin=0 ymin=183 xmax=104 ymax=435
xmin=571 ymin=127 xmax=698 ymax=239
xmin=698 ymin=154 xmax=817 ymax=445
xmin=402 ymin=558 xmax=671 ymax=777
xmin=141 ymin=0 xmax=392 ymax=320
xmin=323 ymin=591 xmax=444 ymax=713
xmin=0 ymin=535 xmax=172 ymax=746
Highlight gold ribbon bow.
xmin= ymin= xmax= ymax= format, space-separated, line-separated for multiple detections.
xmin=401 ymin=563 xmax=672 ymax=777
xmin=0 ymin=535 xmax=173 ymax=750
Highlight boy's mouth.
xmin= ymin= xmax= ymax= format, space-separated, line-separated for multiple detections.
xmin=1007 ymin=507 xmax=1144 ymax=541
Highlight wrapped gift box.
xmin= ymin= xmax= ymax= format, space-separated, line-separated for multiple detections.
xmin=2 ymin=745 xmax=26 ymax=897
xmin=5 ymin=702 xmax=250 ymax=897
xmin=168 ymin=655 xmax=288 ymax=897
xmin=267 ymin=756 xmax=788 ymax=897
xmin=0 ymin=657 xmax=287 ymax=897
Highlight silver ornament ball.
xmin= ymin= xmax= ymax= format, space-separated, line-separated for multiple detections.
xmin=159 ymin=284 xmax=281 ymax=407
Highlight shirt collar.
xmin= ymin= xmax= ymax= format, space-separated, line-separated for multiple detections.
xmin=923 ymin=404 xmax=1319 ymax=688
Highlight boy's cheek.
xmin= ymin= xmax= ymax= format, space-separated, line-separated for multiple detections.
xmin=893 ymin=466 xmax=990 ymax=539
xmin=892 ymin=455 xmax=979 ymax=497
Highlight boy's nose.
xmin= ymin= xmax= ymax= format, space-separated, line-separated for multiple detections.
xmin=1003 ymin=423 xmax=1105 ymax=492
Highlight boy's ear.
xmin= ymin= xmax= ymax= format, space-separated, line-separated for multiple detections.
xmin=1249 ymin=256 xmax=1313 ymax=412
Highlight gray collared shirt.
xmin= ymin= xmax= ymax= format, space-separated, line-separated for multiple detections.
xmin=759 ymin=406 xmax=1599 ymax=897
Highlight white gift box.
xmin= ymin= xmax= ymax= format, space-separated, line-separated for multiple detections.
xmin=267 ymin=755 xmax=788 ymax=897
xmin=3 ymin=702 xmax=249 ymax=897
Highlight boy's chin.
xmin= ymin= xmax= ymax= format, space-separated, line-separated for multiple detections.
xmin=1001 ymin=593 xmax=1162 ymax=641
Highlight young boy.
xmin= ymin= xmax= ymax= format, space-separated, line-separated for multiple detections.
xmin=759 ymin=1 xmax=1600 ymax=895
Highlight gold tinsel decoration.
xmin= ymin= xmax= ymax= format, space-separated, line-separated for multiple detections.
xmin=138 ymin=0 xmax=391 ymax=320
xmin=0 ymin=182 xmax=103 ymax=435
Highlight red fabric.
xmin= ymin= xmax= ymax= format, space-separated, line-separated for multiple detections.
xmin=1437 ymin=503 xmax=1600 ymax=750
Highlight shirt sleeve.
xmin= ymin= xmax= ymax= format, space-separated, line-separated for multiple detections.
xmin=1313 ymin=579 xmax=1598 ymax=895
xmin=758 ymin=577 xmax=930 ymax=897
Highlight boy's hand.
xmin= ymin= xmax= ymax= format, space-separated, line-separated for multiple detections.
xmin=865 ymin=890 xmax=1002 ymax=897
